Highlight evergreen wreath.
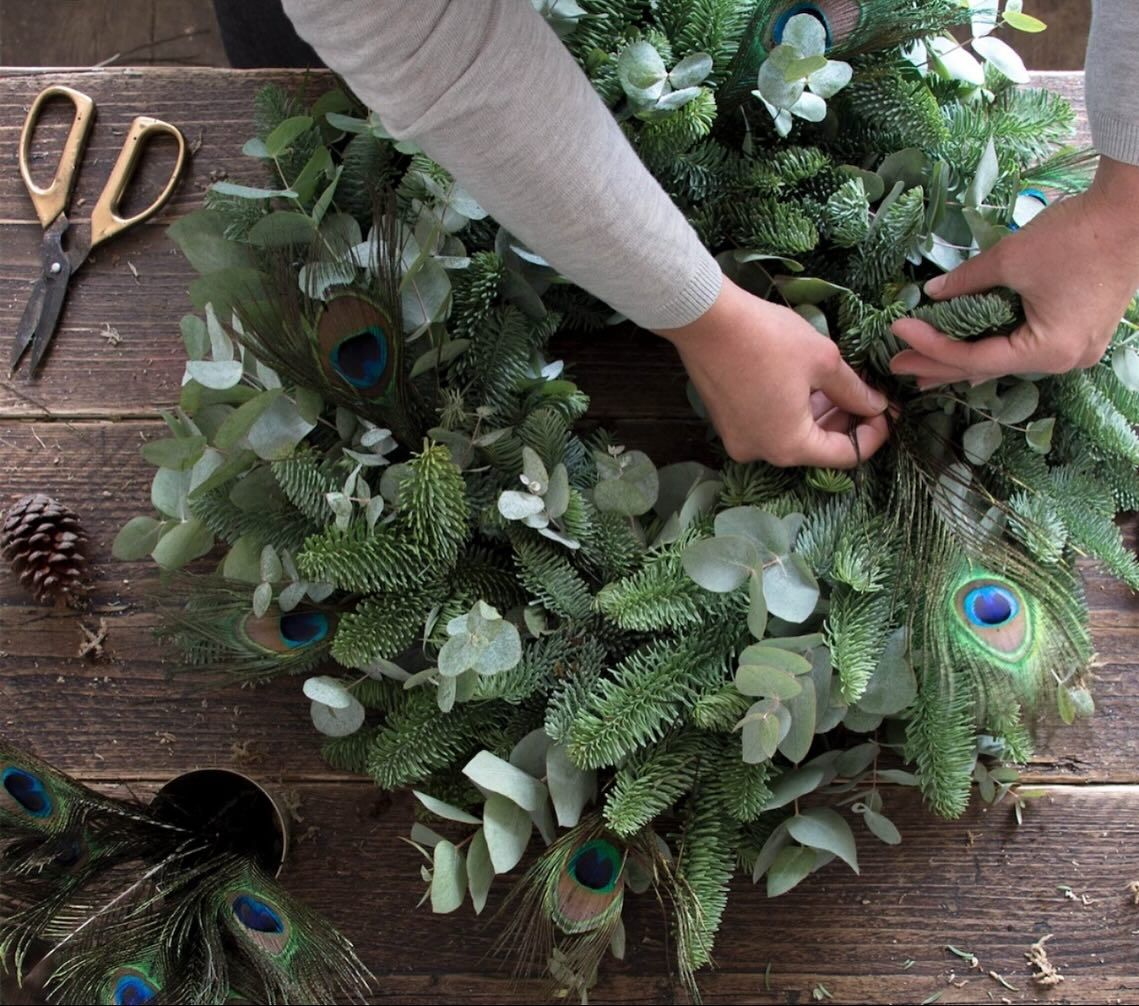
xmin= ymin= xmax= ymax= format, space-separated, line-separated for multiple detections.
xmin=114 ymin=0 xmax=1139 ymax=997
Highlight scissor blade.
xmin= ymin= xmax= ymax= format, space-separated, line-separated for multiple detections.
xmin=22 ymin=261 xmax=72 ymax=378
xmin=9 ymin=274 xmax=48 ymax=374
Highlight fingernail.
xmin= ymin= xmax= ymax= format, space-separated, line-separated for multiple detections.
xmin=869 ymin=390 xmax=888 ymax=412
xmin=924 ymin=275 xmax=946 ymax=297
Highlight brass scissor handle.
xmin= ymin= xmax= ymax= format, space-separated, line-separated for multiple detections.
xmin=18 ymin=84 xmax=95 ymax=229
xmin=90 ymin=115 xmax=187 ymax=249
xmin=19 ymin=85 xmax=187 ymax=248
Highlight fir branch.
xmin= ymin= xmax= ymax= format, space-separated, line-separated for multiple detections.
xmin=603 ymin=729 xmax=706 ymax=838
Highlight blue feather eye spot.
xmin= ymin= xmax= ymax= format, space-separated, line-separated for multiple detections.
xmin=232 ymin=893 xmax=285 ymax=934
xmin=569 ymin=840 xmax=621 ymax=893
xmin=111 ymin=972 xmax=158 ymax=1005
xmin=964 ymin=585 xmax=1019 ymax=628
xmin=773 ymin=3 xmax=832 ymax=47
xmin=2 ymin=767 xmax=52 ymax=817
xmin=278 ymin=611 xmax=330 ymax=649
xmin=331 ymin=326 xmax=389 ymax=390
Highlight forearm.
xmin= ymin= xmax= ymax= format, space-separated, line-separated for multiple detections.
xmin=280 ymin=0 xmax=722 ymax=331
xmin=1087 ymin=0 xmax=1139 ymax=166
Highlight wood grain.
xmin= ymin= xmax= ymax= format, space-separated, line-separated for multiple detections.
xmin=0 ymin=0 xmax=228 ymax=68
xmin=1 ymin=67 xmax=1136 ymax=1006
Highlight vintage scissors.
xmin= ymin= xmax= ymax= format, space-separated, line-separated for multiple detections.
xmin=10 ymin=85 xmax=187 ymax=379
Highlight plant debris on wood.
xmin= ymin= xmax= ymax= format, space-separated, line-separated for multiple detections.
xmin=1025 ymin=934 xmax=1064 ymax=987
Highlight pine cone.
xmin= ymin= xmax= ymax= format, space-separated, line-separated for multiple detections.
xmin=1 ymin=494 xmax=89 ymax=606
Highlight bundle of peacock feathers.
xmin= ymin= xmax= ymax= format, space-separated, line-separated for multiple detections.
xmin=111 ymin=0 xmax=1139 ymax=997
xmin=0 ymin=738 xmax=372 ymax=1004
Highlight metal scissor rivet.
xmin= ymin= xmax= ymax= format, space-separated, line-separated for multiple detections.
xmin=49 ymin=262 xmax=62 ymax=275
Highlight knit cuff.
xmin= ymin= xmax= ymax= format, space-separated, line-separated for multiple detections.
xmin=1091 ymin=110 xmax=1139 ymax=168
xmin=630 ymin=252 xmax=724 ymax=332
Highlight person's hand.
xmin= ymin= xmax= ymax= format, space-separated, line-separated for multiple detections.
xmin=889 ymin=156 xmax=1139 ymax=389
xmin=655 ymin=276 xmax=890 ymax=468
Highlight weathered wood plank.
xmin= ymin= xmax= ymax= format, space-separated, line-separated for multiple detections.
xmin=9 ymin=780 xmax=1126 ymax=1005
xmin=2 ymin=418 xmax=1137 ymax=783
xmin=0 ymin=71 xmax=1088 ymax=419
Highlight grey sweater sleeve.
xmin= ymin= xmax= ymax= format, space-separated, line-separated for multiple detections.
xmin=279 ymin=0 xmax=723 ymax=331
xmin=1087 ymin=0 xmax=1139 ymax=166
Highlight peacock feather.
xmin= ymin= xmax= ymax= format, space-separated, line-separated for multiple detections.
xmin=157 ymin=575 xmax=339 ymax=685
xmin=223 ymin=195 xmax=426 ymax=447
xmin=497 ymin=817 xmax=668 ymax=1000
xmin=0 ymin=738 xmax=373 ymax=1005
xmin=888 ymin=424 xmax=1093 ymax=814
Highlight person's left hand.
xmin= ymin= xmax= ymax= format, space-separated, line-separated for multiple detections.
xmin=889 ymin=156 xmax=1139 ymax=389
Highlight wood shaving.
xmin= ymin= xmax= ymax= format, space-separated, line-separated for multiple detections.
xmin=100 ymin=322 xmax=122 ymax=346
xmin=77 ymin=618 xmax=108 ymax=659
xmin=1025 ymin=934 xmax=1064 ymax=987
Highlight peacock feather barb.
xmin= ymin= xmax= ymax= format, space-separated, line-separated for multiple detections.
xmin=0 ymin=738 xmax=373 ymax=1005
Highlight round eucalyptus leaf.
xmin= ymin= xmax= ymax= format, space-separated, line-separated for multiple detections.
xmin=714 ymin=506 xmax=787 ymax=556
xmin=993 ymin=381 xmax=1039 ymax=424
xmin=151 ymin=517 xmax=214 ymax=571
xmin=807 ymin=59 xmax=852 ymax=98
xmin=735 ymin=665 xmax=802 ymax=700
xmin=762 ymin=553 xmax=820 ymax=623
xmin=304 ymin=675 xmax=353 ymax=709
xmin=617 ymin=40 xmax=667 ymax=93
xmin=1113 ymin=346 xmax=1139 ymax=391
xmin=782 ymin=12 xmax=827 ymax=55
xmin=738 ymin=699 xmax=783 ymax=764
xmin=310 ymin=694 xmax=365 ymax=737
xmin=112 ymin=516 xmax=164 ymax=561
xmin=498 ymin=490 xmax=546 ymax=521
xmin=669 ymin=51 xmax=713 ymax=88
xmin=682 ymin=535 xmax=759 ymax=593
xmin=963 ymin=420 xmax=1003 ymax=465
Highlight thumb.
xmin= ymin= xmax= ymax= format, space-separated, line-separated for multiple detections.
xmin=924 ymin=247 xmax=1005 ymax=301
xmin=818 ymin=358 xmax=888 ymax=418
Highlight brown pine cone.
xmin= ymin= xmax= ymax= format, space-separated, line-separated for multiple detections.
xmin=1 ymin=494 xmax=90 ymax=606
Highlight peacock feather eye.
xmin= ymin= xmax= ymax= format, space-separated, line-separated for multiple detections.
xmin=105 ymin=969 xmax=159 ymax=1006
xmin=232 ymin=893 xmax=285 ymax=933
xmin=963 ymin=584 xmax=1019 ymax=628
xmin=569 ymin=839 xmax=621 ymax=893
xmin=549 ymin=837 xmax=626 ymax=935
xmin=278 ymin=611 xmax=330 ymax=649
xmin=330 ymin=326 xmax=388 ymax=389
xmin=316 ymin=294 xmax=397 ymax=400
xmin=229 ymin=891 xmax=291 ymax=955
xmin=773 ymin=2 xmax=832 ymax=46
xmin=769 ymin=0 xmax=863 ymax=50
xmin=242 ymin=609 xmax=331 ymax=654
xmin=1 ymin=766 xmax=52 ymax=818
xmin=953 ymin=575 xmax=1031 ymax=659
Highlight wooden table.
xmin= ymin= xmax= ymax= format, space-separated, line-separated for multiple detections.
xmin=1 ymin=68 xmax=1137 ymax=1005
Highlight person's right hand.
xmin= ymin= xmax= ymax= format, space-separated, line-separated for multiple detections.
xmin=654 ymin=276 xmax=890 ymax=468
